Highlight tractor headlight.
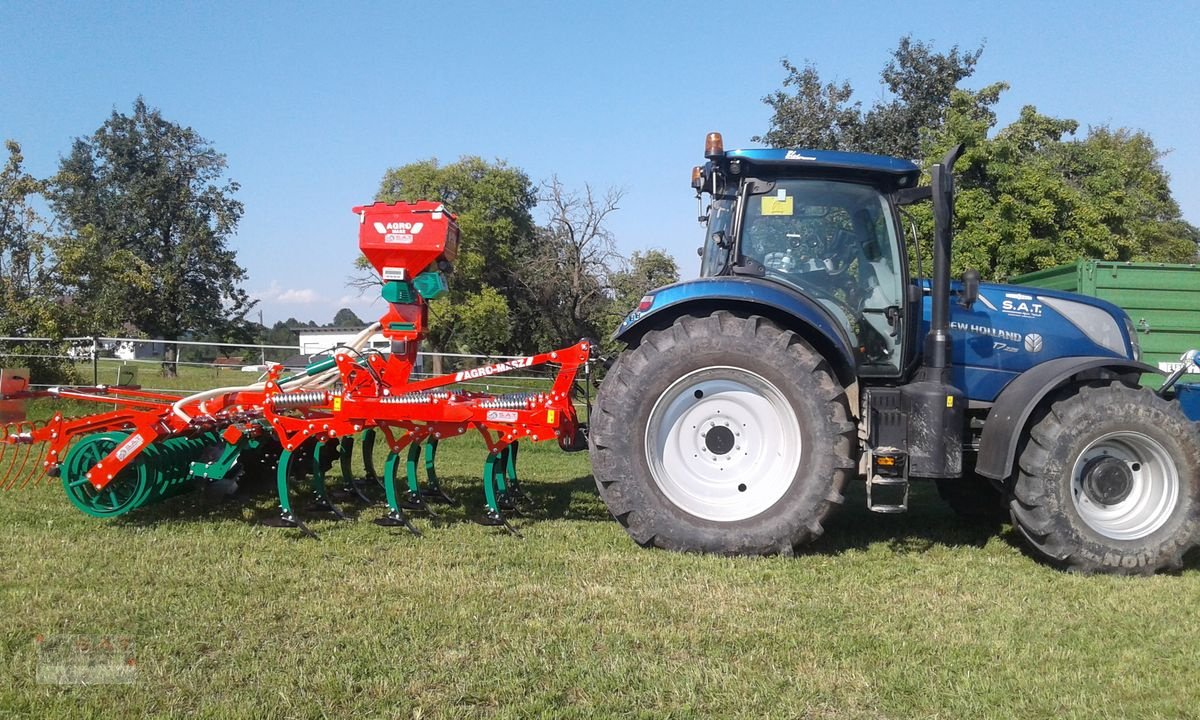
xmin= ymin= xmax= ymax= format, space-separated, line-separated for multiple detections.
xmin=1123 ymin=316 xmax=1141 ymax=361
xmin=1041 ymin=296 xmax=1126 ymax=357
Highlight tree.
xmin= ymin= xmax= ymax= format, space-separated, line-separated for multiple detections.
xmin=857 ymin=37 xmax=983 ymax=158
xmin=754 ymin=59 xmax=861 ymax=151
xmin=332 ymin=307 xmax=363 ymax=326
xmin=755 ymin=36 xmax=983 ymax=159
xmin=609 ymin=249 xmax=680 ymax=312
xmin=757 ymin=40 xmax=1198 ymax=278
xmin=602 ymin=249 xmax=679 ymax=353
xmin=48 ymin=98 xmax=255 ymax=373
xmin=922 ymin=86 xmax=1199 ymax=279
xmin=523 ymin=176 xmax=624 ymax=346
xmin=0 ymin=141 xmax=73 ymax=381
xmin=361 ymin=156 xmax=540 ymax=370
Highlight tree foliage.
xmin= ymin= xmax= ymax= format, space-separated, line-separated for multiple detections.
xmin=523 ymin=177 xmax=624 ymax=346
xmin=48 ymin=98 xmax=254 ymax=341
xmin=601 ymin=248 xmax=679 ymax=353
xmin=756 ymin=36 xmax=982 ymax=159
xmin=0 ymin=141 xmax=56 ymax=334
xmin=758 ymin=39 xmax=1197 ymax=279
xmin=370 ymin=156 xmax=537 ymax=358
xmin=925 ymin=87 xmax=1199 ymax=279
xmin=332 ymin=307 xmax=363 ymax=326
xmin=0 ymin=141 xmax=74 ymax=380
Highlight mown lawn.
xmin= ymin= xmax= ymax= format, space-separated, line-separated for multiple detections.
xmin=1 ymin=392 xmax=1198 ymax=718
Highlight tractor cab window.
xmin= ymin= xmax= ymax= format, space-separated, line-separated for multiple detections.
xmin=699 ymin=194 xmax=736 ymax=276
xmin=739 ymin=178 xmax=905 ymax=374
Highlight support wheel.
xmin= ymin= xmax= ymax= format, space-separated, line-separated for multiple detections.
xmin=1011 ymin=383 xmax=1200 ymax=574
xmin=589 ymin=311 xmax=856 ymax=555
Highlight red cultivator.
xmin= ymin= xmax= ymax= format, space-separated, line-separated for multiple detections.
xmin=1 ymin=202 xmax=592 ymax=536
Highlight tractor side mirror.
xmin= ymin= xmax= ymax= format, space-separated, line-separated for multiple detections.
xmin=959 ymin=269 xmax=980 ymax=308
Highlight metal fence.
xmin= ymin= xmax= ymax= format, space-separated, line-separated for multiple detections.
xmin=0 ymin=335 xmax=576 ymax=396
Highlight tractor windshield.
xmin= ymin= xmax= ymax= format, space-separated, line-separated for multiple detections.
xmin=739 ymin=178 xmax=906 ymax=374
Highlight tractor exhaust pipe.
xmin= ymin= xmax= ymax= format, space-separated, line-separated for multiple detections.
xmin=926 ymin=144 xmax=965 ymax=370
xmin=902 ymin=144 xmax=966 ymax=479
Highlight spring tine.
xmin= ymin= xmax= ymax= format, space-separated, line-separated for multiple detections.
xmin=0 ymin=424 xmax=29 ymax=491
xmin=11 ymin=442 xmax=36 ymax=490
xmin=0 ymin=432 xmax=12 ymax=491
xmin=17 ymin=422 xmax=40 ymax=487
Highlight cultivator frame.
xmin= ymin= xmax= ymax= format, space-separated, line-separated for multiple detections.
xmin=1 ymin=201 xmax=593 ymax=536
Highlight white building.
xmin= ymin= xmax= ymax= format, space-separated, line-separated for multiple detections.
xmin=294 ymin=326 xmax=391 ymax=355
xmin=292 ymin=325 xmax=424 ymax=372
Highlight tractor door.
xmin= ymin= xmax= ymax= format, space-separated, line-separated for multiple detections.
xmin=737 ymin=178 xmax=908 ymax=376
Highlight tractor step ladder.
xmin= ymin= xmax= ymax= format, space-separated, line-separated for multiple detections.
xmin=866 ymin=448 xmax=909 ymax=513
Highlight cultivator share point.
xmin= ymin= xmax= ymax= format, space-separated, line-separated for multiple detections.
xmin=1 ymin=202 xmax=591 ymax=537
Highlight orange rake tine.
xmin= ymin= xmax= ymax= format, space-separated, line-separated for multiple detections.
xmin=0 ymin=423 xmax=20 ymax=491
xmin=2 ymin=422 xmax=42 ymax=490
xmin=13 ymin=441 xmax=39 ymax=490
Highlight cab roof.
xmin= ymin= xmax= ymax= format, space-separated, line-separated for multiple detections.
xmin=724 ymin=148 xmax=922 ymax=189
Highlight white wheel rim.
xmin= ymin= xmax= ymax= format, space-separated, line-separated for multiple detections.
xmin=1070 ymin=431 xmax=1180 ymax=541
xmin=644 ymin=366 xmax=801 ymax=522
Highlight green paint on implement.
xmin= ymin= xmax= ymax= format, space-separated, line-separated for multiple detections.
xmin=276 ymin=448 xmax=296 ymax=514
xmin=60 ymin=430 xmax=223 ymax=518
xmin=383 ymin=450 xmax=404 ymax=514
xmin=381 ymin=280 xmax=417 ymax=304
xmin=413 ymin=271 xmax=447 ymax=300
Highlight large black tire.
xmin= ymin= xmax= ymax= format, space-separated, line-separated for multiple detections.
xmin=589 ymin=311 xmax=857 ymax=555
xmin=1010 ymin=383 xmax=1200 ymax=574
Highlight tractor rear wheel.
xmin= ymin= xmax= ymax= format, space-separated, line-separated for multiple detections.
xmin=1011 ymin=383 xmax=1200 ymax=574
xmin=589 ymin=311 xmax=856 ymax=555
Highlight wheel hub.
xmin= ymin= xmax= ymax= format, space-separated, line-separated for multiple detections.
xmin=704 ymin=424 xmax=736 ymax=455
xmin=1080 ymin=456 xmax=1133 ymax=505
xmin=1070 ymin=430 xmax=1180 ymax=541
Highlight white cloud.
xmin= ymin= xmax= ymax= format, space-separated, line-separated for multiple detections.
xmin=278 ymin=288 xmax=320 ymax=303
xmin=254 ymin=281 xmax=322 ymax=304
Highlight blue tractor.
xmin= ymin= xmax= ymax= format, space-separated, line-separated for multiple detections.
xmin=589 ymin=133 xmax=1200 ymax=574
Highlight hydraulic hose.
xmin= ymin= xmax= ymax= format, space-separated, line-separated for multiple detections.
xmin=171 ymin=323 xmax=381 ymax=423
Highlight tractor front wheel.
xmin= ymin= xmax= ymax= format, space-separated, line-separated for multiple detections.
xmin=1011 ymin=383 xmax=1200 ymax=574
xmin=589 ymin=311 xmax=856 ymax=555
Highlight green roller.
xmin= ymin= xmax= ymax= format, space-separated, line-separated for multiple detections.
xmin=61 ymin=430 xmax=227 ymax=518
xmin=60 ymin=432 xmax=152 ymax=517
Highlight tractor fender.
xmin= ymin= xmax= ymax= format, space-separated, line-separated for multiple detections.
xmin=613 ymin=277 xmax=858 ymax=388
xmin=974 ymin=356 xmax=1158 ymax=482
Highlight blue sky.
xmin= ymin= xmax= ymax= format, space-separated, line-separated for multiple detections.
xmin=2 ymin=1 xmax=1197 ymax=326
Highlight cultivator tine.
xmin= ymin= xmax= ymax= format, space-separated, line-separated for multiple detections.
xmin=264 ymin=511 xmax=319 ymax=539
xmin=373 ymin=450 xmax=421 ymax=536
xmin=360 ymin=428 xmax=380 ymax=485
xmin=418 ymin=437 xmax=457 ymax=506
xmin=473 ymin=451 xmax=521 ymax=537
xmin=307 ymin=439 xmax=349 ymax=520
xmin=397 ymin=442 xmax=437 ymax=517
xmin=264 ymin=447 xmax=320 ymax=539
xmin=502 ymin=441 xmax=533 ymax=508
xmin=335 ymin=435 xmax=374 ymax=504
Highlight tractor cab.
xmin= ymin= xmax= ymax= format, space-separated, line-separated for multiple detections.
xmin=695 ymin=134 xmax=921 ymax=377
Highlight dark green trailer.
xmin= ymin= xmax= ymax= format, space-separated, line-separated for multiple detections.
xmin=1011 ymin=259 xmax=1200 ymax=386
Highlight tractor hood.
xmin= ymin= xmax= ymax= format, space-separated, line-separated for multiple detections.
xmin=934 ymin=280 xmax=1141 ymax=402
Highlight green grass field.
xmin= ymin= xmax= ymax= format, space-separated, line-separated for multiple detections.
xmin=1 ymin=372 xmax=1199 ymax=718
